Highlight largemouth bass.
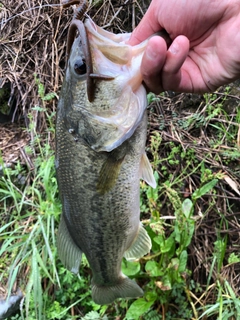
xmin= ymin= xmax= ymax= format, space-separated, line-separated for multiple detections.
xmin=56 ymin=18 xmax=156 ymax=305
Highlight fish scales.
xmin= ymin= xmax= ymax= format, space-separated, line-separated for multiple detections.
xmin=56 ymin=116 xmax=145 ymax=279
xmin=56 ymin=18 xmax=156 ymax=305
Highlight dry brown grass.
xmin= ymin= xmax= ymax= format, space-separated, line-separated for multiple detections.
xmin=1 ymin=0 xmax=70 ymax=122
xmin=0 ymin=0 xmax=149 ymax=124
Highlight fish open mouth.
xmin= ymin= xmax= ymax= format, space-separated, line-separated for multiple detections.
xmin=66 ymin=15 xmax=115 ymax=102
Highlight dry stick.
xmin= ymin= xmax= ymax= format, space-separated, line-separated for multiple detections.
xmin=134 ymin=0 xmax=144 ymax=16
xmin=19 ymin=147 xmax=34 ymax=170
xmin=1 ymin=2 xmax=70 ymax=121
xmin=132 ymin=0 xmax=135 ymax=30
xmin=102 ymin=0 xmax=130 ymax=28
xmin=53 ymin=6 xmax=64 ymax=92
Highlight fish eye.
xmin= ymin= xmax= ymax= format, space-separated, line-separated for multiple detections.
xmin=74 ymin=58 xmax=87 ymax=75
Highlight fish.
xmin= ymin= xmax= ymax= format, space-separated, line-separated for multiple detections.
xmin=55 ymin=17 xmax=156 ymax=305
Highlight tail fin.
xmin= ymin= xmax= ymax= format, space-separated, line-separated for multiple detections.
xmin=91 ymin=276 xmax=143 ymax=305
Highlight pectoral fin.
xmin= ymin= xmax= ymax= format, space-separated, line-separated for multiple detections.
xmin=97 ymin=151 xmax=125 ymax=194
xmin=140 ymin=153 xmax=157 ymax=188
xmin=57 ymin=216 xmax=82 ymax=274
xmin=124 ymin=224 xmax=151 ymax=261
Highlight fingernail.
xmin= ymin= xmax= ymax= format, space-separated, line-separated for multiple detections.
xmin=145 ymin=45 xmax=158 ymax=60
xmin=169 ymin=41 xmax=179 ymax=54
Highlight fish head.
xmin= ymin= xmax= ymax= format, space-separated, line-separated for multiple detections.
xmin=64 ymin=18 xmax=149 ymax=152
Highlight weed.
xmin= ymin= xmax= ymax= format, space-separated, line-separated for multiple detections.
xmin=1 ymin=84 xmax=239 ymax=320
xmin=199 ymin=280 xmax=240 ymax=319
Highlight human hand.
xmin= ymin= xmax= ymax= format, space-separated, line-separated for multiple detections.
xmin=128 ymin=0 xmax=240 ymax=94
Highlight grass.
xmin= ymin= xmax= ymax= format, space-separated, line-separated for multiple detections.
xmin=1 ymin=82 xmax=240 ymax=320
xmin=1 ymin=0 xmax=239 ymax=318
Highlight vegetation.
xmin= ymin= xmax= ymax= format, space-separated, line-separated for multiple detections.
xmin=1 ymin=1 xmax=240 ymax=319
xmin=1 ymin=77 xmax=240 ymax=319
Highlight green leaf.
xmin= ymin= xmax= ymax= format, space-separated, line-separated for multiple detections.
xmin=178 ymin=250 xmax=188 ymax=273
xmin=7 ymin=265 xmax=20 ymax=299
xmin=170 ymin=257 xmax=179 ymax=269
xmin=38 ymin=82 xmax=45 ymax=99
xmin=32 ymin=106 xmax=46 ymax=112
xmin=228 ymin=253 xmax=240 ymax=264
xmin=125 ymin=298 xmax=154 ymax=320
xmin=145 ymin=291 xmax=158 ymax=302
xmin=175 ymin=217 xmax=195 ymax=249
xmin=42 ymin=92 xmax=56 ymax=101
xmin=192 ymin=179 xmax=218 ymax=200
xmin=154 ymin=233 xmax=175 ymax=254
xmin=122 ymin=260 xmax=141 ymax=276
xmin=31 ymin=241 xmax=43 ymax=319
xmin=182 ymin=199 xmax=193 ymax=218
xmin=82 ymin=311 xmax=103 ymax=320
xmin=145 ymin=260 xmax=163 ymax=277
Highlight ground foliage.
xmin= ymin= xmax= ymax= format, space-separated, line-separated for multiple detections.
xmin=0 ymin=0 xmax=240 ymax=319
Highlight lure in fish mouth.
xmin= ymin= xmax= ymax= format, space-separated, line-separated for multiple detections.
xmin=56 ymin=1 xmax=156 ymax=305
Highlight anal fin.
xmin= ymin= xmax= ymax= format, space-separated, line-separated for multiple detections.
xmin=124 ymin=224 xmax=151 ymax=261
xmin=57 ymin=215 xmax=82 ymax=274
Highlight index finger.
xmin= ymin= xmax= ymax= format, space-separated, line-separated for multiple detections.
xmin=128 ymin=4 xmax=163 ymax=45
